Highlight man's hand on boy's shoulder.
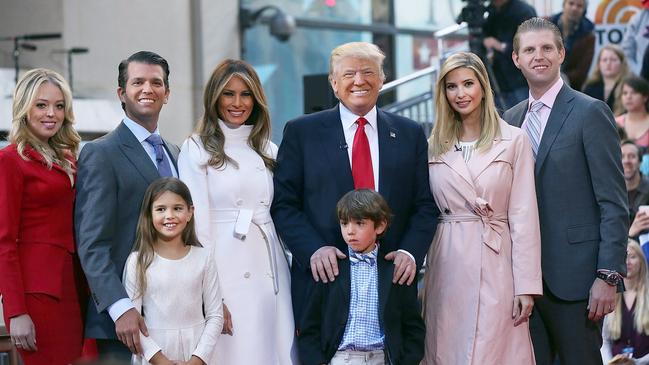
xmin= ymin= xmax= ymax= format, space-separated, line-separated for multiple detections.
xmin=310 ymin=246 xmax=347 ymax=283
xmin=385 ymin=251 xmax=416 ymax=285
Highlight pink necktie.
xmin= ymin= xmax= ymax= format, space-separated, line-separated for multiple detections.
xmin=352 ymin=117 xmax=374 ymax=189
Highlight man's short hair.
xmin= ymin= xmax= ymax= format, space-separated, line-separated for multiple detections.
xmin=118 ymin=51 xmax=170 ymax=90
xmin=513 ymin=17 xmax=564 ymax=54
xmin=336 ymin=189 xmax=392 ymax=229
xmin=328 ymin=42 xmax=386 ymax=82
xmin=622 ymin=139 xmax=642 ymax=159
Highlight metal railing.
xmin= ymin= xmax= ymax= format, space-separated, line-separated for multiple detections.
xmin=377 ymin=23 xmax=469 ymax=136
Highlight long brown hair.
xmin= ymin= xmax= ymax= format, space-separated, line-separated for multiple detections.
xmin=194 ymin=59 xmax=274 ymax=170
xmin=10 ymin=68 xmax=80 ymax=174
xmin=131 ymin=177 xmax=201 ymax=298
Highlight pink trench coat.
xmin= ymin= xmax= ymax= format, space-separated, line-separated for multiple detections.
xmin=423 ymin=120 xmax=542 ymax=365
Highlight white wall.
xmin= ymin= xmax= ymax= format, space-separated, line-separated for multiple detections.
xmin=0 ymin=0 xmax=241 ymax=145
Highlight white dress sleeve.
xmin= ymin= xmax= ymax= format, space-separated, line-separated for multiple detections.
xmin=192 ymin=248 xmax=224 ymax=362
xmin=123 ymin=252 xmax=162 ymax=362
xmin=178 ymin=136 xmax=212 ymax=247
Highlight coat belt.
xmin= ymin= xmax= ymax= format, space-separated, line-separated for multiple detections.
xmin=438 ymin=213 xmax=508 ymax=253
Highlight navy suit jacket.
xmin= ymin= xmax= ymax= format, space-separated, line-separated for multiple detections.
xmin=271 ymin=105 xmax=438 ymax=324
xmin=75 ymin=121 xmax=179 ymax=339
xmin=297 ymin=256 xmax=425 ymax=365
xmin=504 ymin=84 xmax=628 ymax=300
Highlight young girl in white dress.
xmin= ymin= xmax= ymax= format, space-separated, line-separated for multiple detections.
xmin=123 ymin=177 xmax=223 ymax=365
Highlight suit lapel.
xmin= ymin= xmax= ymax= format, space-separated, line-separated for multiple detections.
xmin=162 ymin=139 xmax=179 ymax=175
xmin=535 ymin=85 xmax=575 ymax=175
xmin=318 ymin=106 xmax=354 ymax=191
xmin=377 ymin=110 xmax=397 ymax=202
xmin=378 ymin=256 xmax=393 ymax=320
xmin=438 ymin=147 xmax=475 ymax=189
xmin=467 ymin=120 xmax=511 ymax=179
xmin=116 ymin=122 xmax=160 ymax=184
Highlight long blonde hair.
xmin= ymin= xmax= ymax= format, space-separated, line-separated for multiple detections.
xmin=131 ymin=178 xmax=202 ymax=299
xmin=9 ymin=68 xmax=80 ymax=174
xmin=583 ymin=44 xmax=630 ymax=115
xmin=428 ymin=52 xmax=500 ymax=159
xmin=607 ymin=240 xmax=649 ymax=339
xmin=194 ymin=59 xmax=274 ymax=170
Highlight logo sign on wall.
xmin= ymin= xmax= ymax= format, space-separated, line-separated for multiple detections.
xmin=593 ymin=0 xmax=642 ymax=45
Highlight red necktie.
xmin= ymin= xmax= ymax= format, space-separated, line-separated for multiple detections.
xmin=352 ymin=117 xmax=374 ymax=189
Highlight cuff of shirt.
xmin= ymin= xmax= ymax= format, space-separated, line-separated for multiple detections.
xmin=108 ymin=298 xmax=135 ymax=322
xmin=397 ymin=249 xmax=416 ymax=264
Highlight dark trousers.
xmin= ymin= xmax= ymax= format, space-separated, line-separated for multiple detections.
xmin=530 ymin=283 xmax=603 ymax=365
xmin=96 ymin=339 xmax=131 ymax=363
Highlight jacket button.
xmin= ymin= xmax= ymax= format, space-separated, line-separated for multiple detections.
xmin=244 ymin=272 xmax=251 ymax=278
xmin=444 ymin=208 xmax=451 ymax=214
xmin=236 ymin=199 xmax=243 ymax=206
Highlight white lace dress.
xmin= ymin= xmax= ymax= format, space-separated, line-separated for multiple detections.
xmin=123 ymin=246 xmax=223 ymax=364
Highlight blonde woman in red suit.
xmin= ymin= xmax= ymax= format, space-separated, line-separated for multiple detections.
xmin=0 ymin=68 xmax=84 ymax=364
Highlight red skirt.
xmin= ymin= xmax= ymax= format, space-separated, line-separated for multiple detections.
xmin=5 ymin=253 xmax=84 ymax=365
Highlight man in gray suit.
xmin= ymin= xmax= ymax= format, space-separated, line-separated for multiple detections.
xmin=75 ymin=51 xmax=179 ymax=360
xmin=504 ymin=18 xmax=628 ymax=364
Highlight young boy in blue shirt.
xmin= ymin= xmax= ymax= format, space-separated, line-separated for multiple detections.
xmin=298 ymin=189 xmax=425 ymax=365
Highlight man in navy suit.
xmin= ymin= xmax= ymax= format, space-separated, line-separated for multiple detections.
xmin=504 ymin=18 xmax=628 ymax=364
xmin=272 ymin=41 xmax=439 ymax=327
xmin=75 ymin=51 xmax=179 ymax=360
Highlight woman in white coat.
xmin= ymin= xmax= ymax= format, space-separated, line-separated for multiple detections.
xmin=178 ymin=59 xmax=298 ymax=364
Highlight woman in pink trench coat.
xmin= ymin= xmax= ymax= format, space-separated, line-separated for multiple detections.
xmin=423 ymin=52 xmax=543 ymax=364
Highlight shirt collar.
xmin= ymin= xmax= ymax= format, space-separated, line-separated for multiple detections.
xmin=339 ymin=103 xmax=378 ymax=132
xmin=529 ymin=77 xmax=563 ymax=110
xmin=123 ymin=115 xmax=161 ymax=143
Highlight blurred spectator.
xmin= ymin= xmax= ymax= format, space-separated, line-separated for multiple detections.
xmin=622 ymin=140 xmax=649 ymax=224
xmin=601 ymin=241 xmax=649 ymax=364
xmin=642 ymin=47 xmax=649 ymax=82
xmin=616 ymin=76 xmax=649 ymax=149
xmin=621 ymin=0 xmax=649 ymax=75
xmin=584 ymin=45 xmax=631 ymax=115
xmin=549 ymin=0 xmax=595 ymax=90
xmin=483 ymin=0 xmax=536 ymax=110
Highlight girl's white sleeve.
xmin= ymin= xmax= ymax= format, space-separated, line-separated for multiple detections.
xmin=123 ymin=252 xmax=162 ymax=362
xmin=192 ymin=248 xmax=224 ymax=362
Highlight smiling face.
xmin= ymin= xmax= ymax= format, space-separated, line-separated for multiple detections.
xmin=330 ymin=56 xmax=383 ymax=116
xmin=340 ymin=218 xmax=387 ymax=254
xmin=151 ymin=190 xmax=194 ymax=244
xmin=513 ymin=29 xmax=565 ymax=97
xmin=444 ymin=67 xmax=484 ymax=123
xmin=26 ymin=82 xmax=66 ymax=144
xmin=621 ymin=143 xmax=641 ymax=181
xmin=217 ymin=76 xmax=254 ymax=125
xmin=118 ymin=61 xmax=169 ymax=130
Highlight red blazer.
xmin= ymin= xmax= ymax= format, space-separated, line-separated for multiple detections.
xmin=0 ymin=144 xmax=76 ymax=319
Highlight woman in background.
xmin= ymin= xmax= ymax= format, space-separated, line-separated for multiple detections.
xmin=0 ymin=68 xmax=84 ymax=364
xmin=616 ymin=76 xmax=649 ymax=149
xmin=583 ymin=44 xmax=631 ymax=115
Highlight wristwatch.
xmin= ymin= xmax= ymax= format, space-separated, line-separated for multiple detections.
xmin=596 ymin=270 xmax=622 ymax=286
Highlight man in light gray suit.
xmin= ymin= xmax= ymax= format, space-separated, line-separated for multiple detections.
xmin=75 ymin=51 xmax=179 ymax=360
xmin=504 ymin=18 xmax=628 ymax=365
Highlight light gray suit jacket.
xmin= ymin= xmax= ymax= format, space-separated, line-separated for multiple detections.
xmin=504 ymin=84 xmax=628 ymax=301
xmin=75 ymin=121 xmax=179 ymax=339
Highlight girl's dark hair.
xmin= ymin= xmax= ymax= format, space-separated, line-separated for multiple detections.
xmin=622 ymin=75 xmax=649 ymax=111
xmin=336 ymin=189 xmax=392 ymax=229
xmin=131 ymin=177 xmax=201 ymax=298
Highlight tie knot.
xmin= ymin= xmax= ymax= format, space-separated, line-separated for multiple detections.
xmin=530 ymin=101 xmax=543 ymax=113
xmin=356 ymin=117 xmax=368 ymax=127
xmin=145 ymin=134 xmax=163 ymax=146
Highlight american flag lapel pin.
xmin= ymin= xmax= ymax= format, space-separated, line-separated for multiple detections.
xmin=389 ymin=131 xmax=396 ymax=138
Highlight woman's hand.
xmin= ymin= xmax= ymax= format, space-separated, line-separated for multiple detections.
xmin=10 ymin=314 xmax=37 ymax=351
xmin=512 ymin=295 xmax=534 ymax=327
xmin=222 ymin=303 xmax=233 ymax=335
xmin=630 ymin=211 xmax=649 ymax=237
